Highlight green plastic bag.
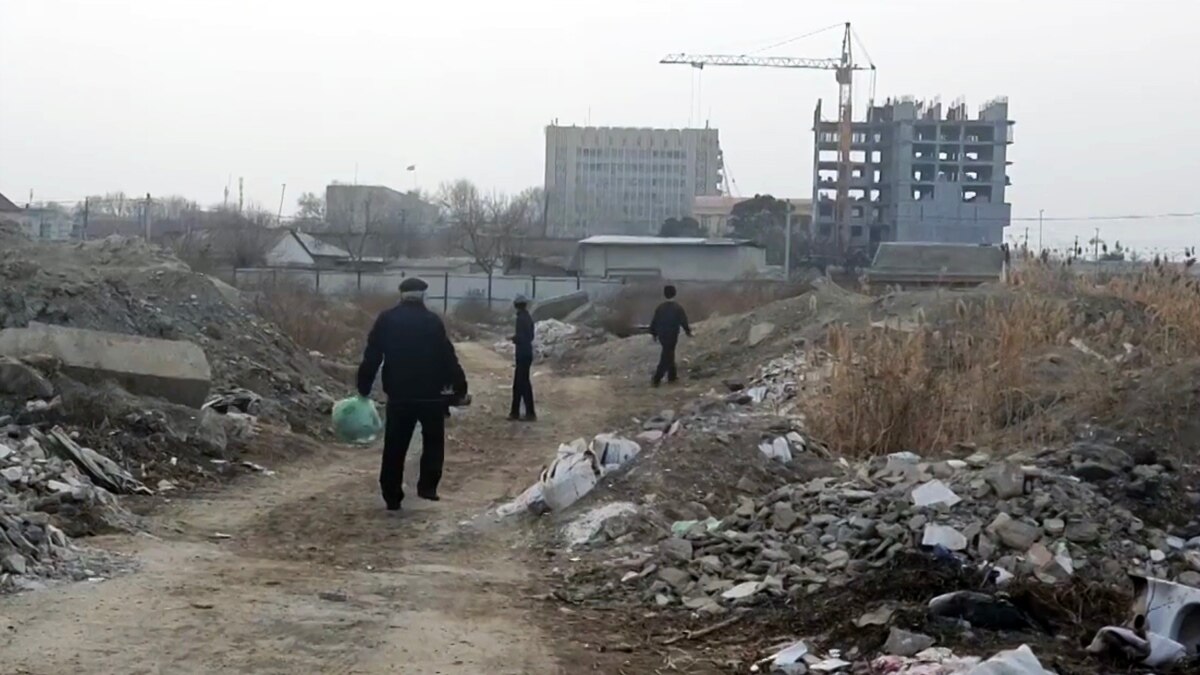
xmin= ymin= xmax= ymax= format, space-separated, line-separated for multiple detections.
xmin=331 ymin=396 xmax=383 ymax=445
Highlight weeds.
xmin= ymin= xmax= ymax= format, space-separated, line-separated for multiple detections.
xmin=806 ymin=265 xmax=1200 ymax=458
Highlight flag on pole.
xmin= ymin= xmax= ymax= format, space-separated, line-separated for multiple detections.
xmin=406 ymin=165 xmax=417 ymax=171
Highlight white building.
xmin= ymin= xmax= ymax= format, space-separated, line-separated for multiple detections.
xmin=0 ymin=192 xmax=75 ymax=241
xmin=569 ymin=235 xmax=767 ymax=281
xmin=544 ymin=126 xmax=723 ymax=238
xmin=693 ymin=195 xmax=812 ymax=237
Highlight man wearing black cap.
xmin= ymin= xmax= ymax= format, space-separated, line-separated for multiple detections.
xmin=507 ymin=294 xmax=536 ymax=421
xmin=357 ymin=277 xmax=468 ymax=510
xmin=649 ymin=284 xmax=691 ymax=387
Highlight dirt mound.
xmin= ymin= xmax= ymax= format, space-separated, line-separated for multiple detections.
xmin=0 ymin=236 xmax=337 ymax=435
xmin=566 ymin=280 xmax=871 ymax=382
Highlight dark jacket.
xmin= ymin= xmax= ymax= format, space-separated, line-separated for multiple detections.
xmin=357 ymin=301 xmax=468 ymax=401
xmin=650 ymin=300 xmax=691 ymax=345
xmin=512 ymin=308 xmax=535 ymax=363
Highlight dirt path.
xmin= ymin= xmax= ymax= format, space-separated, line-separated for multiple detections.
xmin=0 ymin=343 xmax=623 ymax=675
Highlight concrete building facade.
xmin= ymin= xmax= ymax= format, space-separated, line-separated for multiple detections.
xmin=544 ymin=126 xmax=723 ymax=238
xmin=325 ymin=184 xmax=439 ymax=234
xmin=811 ymin=97 xmax=1013 ymax=251
xmin=569 ymin=235 xmax=766 ymax=281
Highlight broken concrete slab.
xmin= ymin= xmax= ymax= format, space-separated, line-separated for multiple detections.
xmin=530 ymin=291 xmax=589 ymax=322
xmin=748 ymin=322 xmax=776 ymax=347
xmin=0 ymin=323 xmax=211 ymax=408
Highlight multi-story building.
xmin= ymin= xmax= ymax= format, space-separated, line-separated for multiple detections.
xmin=325 ymin=184 xmax=439 ymax=234
xmin=544 ymin=125 xmax=723 ymax=238
xmin=811 ymin=97 xmax=1014 ymax=252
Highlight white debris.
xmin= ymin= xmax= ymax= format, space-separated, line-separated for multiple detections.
xmin=912 ymin=480 xmax=962 ymax=507
xmin=562 ymin=502 xmax=639 ymax=546
xmin=758 ymin=437 xmax=793 ymax=462
xmin=722 ymin=581 xmax=763 ymax=600
xmin=922 ymin=524 xmax=968 ymax=551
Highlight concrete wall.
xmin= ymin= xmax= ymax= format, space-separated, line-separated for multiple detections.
xmin=12 ymin=210 xmax=74 ymax=241
xmin=231 ymin=269 xmax=625 ymax=312
xmin=574 ymin=244 xmax=767 ymax=281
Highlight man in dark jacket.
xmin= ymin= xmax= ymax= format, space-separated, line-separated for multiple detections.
xmin=357 ymin=277 xmax=468 ymax=511
xmin=507 ymin=294 xmax=536 ymax=421
xmin=649 ymin=284 xmax=692 ymax=387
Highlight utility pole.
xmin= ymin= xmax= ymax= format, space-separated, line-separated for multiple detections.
xmin=1038 ymin=209 xmax=1044 ymax=252
xmin=142 ymin=193 xmax=153 ymax=240
xmin=237 ymin=177 xmax=244 ymax=214
xmin=784 ymin=203 xmax=793 ymax=282
xmin=1094 ymin=227 xmax=1101 ymax=261
xmin=1023 ymin=227 xmax=1029 ymax=251
xmin=277 ymin=183 xmax=287 ymax=227
xmin=82 ymin=197 xmax=90 ymax=240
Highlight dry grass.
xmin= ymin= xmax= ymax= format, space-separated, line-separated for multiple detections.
xmin=251 ymin=281 xmax=390 ymax=357
xmin=805 ymin=263 xmax=1200 ymax=458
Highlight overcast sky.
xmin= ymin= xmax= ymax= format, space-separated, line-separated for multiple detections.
xmin=2 ymin=0 xmax=1197 ymax=254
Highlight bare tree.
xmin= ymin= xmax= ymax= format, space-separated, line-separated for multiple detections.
xmin=438 ymin=179 xmax=533 ymax=275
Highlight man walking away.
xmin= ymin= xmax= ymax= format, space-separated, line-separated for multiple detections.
xmin=650 ymin=284 xmax=692 ymax=387
xmin=357 ymin=277 xmax=468 ymax=511
xmin=508 ymin=294 xmax=537 ymax=421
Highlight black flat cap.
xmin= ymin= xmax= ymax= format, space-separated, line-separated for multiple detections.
xmin=399 ymin=277 xmax=428 ymax=292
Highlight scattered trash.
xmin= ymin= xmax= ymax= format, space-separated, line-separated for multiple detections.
xmin=1086 ymin=574 xmax=1200 ymax=666
xmin=758 ymin=437 xmax=793 ymax=463
xmin=562 ymin=502 xmax=639 ymax=546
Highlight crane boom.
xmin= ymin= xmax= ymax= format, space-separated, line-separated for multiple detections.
xmin=660 ymin=22 xmax=872 ymax=258
xmin=660 ymin=54 xmax=848 ymax=70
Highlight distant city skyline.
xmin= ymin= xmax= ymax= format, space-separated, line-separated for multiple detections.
xmin=2 ymin=0 xmax=1196 ymax=253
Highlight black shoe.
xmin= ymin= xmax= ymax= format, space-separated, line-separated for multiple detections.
xmin=417 ymin=490 xmax=441 ymax=502
xmin=385 ymin=500 xmax=402 ymax=512
xmin=521 ymin=414 xmax=538 ymax=422
xmin=507 ymin=413 xmax=521 ymax=421
xmin=651 ymin=379 xmax=661 ymax=388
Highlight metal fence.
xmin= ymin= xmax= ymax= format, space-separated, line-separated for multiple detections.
xmin=231 ymin=267 xmax=626 ymax=312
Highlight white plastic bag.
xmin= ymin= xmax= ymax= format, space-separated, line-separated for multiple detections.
xmin=540 ymin=448 xmax=602 ymax=511
xmin=591 ymin=434 xmax=641 ymax=470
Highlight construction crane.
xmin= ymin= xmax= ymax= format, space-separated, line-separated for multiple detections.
xmin=661 ymin=22 xmax=874 ymax=256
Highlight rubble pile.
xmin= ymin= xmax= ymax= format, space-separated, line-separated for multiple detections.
xmin=1 ymin=425 xmax=142 ymax=591
xmin=492 ymin=319 xmax=603 ymax=360
xmin=0 ymin=235 xmax=338 ymax=436
xmin=574 ymin=436 xmax=1198 ymax=618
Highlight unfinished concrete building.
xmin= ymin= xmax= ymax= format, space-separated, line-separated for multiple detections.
xmin=811 ymin=97 xmax=1013 ymax=251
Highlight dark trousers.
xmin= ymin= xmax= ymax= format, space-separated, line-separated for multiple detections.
xmin=653 ymin=340 xmax=678 ymax=384
xmin=510 ymin=357 xmax=535 ymax=417
xmin=380 ymin=399 xmax=445 ymax=505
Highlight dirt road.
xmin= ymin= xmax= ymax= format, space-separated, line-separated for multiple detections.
xmin=0 ymin=343 xmax=629 ymax=674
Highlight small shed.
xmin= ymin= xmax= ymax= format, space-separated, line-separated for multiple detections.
xmin=569 ymin=235 xmax=767 ymax=281
xmin=866 ymin=242 xmax=1007 ymax=286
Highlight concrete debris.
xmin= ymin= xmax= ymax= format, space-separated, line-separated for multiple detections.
xmin=582 ymin=438 xmax=1194 ymax=621
xmin=562 ymin=502 xmax=639 ymax=547
xmin=0 ymin=323 xmax=212 ymax=408
xmin=530 ymin=291 xmax=589 ymax=322
xmin=884 ymin=627 xmax=936 ymax=657
xmin=967 ymin=645 xmax=1055 ymax=675
xmin=748 ymin=322 xmax=776 ymax=347
xmin=912 ymin=480 xmax=961 ymax=508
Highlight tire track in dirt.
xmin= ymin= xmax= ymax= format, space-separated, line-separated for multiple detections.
xmin=0 ymin=343 xmax=617 ymax=674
